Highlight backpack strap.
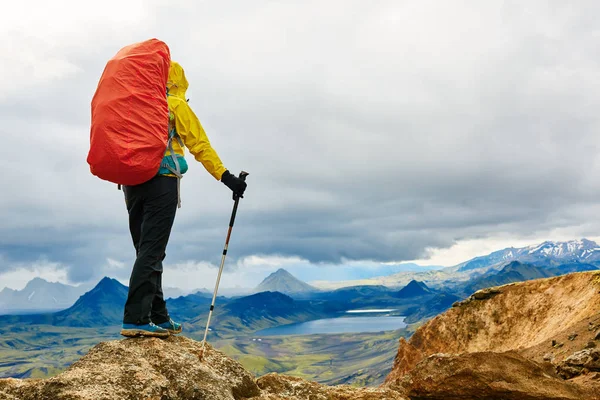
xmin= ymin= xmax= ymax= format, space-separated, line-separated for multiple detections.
xmin=161 ymin=127 xmax=183 ymax=208
xmin=164 ymin=91 xmax=183 ymax=208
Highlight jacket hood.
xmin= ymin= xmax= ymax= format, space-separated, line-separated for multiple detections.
xmin=167 ymin=61 xmax=188 ymax=99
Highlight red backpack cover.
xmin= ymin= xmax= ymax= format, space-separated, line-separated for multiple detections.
xmin=88 ymin=39 xmax=171 ymax=186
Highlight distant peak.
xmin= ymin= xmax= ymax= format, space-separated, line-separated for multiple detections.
xmin=577 ymin=238 xmax=598 ymax=246
xmin=529 ymin=238 xmax=598 ymax=248
xmin=505 ymin=260 xmax=523 ymax=267
xmin=255 ymin=268 xmax=315 ymax=294
xmin=406 ymin=280 xmax=429 ymax=288
xmin=93 ymin=277 xmax=127 ymax=291
xmin=27 ymin=277 xmax=50 ymax=285
xmin=458 ymin=238 xmax=600 ymax=272
xmin=397 ymin=280 xmax=431 ymax=298
xmin=24 ymin=277 xmax=52 ymax=289
xmin=0 ymin=286 xmax=16 ymax=294
xmin=273 ymin=268 xmax=292 ymax=275
xmin=263 ymin=268 xmax=294 ymax=280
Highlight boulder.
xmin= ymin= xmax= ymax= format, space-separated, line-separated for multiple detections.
xmin=557 ymin=348 xmax=600 ymax=379
xmin=471 ymin=289 xmax=502 ymax=301
xmin=568 ymin=333 xmax=578 ymax=341
xmin=543 ymin=352 xmax=555 ymax=362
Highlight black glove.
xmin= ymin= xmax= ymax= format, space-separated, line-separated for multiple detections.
xmin=221 ymin=170 xmax=247 ymax=199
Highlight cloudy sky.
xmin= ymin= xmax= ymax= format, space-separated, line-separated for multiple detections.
xmin=1 ymin=0 xmax=600 ymax=291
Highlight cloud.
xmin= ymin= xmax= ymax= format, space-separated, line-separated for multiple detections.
xmin=158 ymin=260 xmax=267 ymax=292
xmin=1 ymin=1 xmax=600 ymax=286
xmin=0 ymin=260 xmax=70 ymax=290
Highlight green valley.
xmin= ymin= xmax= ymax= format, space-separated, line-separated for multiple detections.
xmin=0 ymin=323 xmax=418 ymax=385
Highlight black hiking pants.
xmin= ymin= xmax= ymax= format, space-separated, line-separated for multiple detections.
xmin=122 ymin=176 xmax=178 ymax=325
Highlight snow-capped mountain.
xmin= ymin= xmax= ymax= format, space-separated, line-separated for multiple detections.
xmin=522 ymin=239 xmax=600 ymax=260
xmin=320 ymin=239 xmax=600 ymax=290
xmin=0 ymin=278 xmax=88 ymax=314
xmin=457 ymin=239 xmax=600 ymax=272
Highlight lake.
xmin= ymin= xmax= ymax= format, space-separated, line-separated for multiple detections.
xmin=255 ymin=315 xmax=407 ymax=336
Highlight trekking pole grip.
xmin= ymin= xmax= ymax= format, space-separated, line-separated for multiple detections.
xmin=232 ymin=171 xmax=249 ymax=202
xmin=230 ymin=171 xmax=249 ymax=226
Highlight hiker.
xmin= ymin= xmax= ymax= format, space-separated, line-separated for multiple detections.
xmin=119 ymin=60 xmax=247 ymax=338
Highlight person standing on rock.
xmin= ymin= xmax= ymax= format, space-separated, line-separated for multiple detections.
xmin=118 ymin=61 xmax=247 ymax=338
xmin=89 ymin=40 xmax=247 ymax=338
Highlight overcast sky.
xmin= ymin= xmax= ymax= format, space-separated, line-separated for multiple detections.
xmin=1 ymin=0 xmax=600 ymax=291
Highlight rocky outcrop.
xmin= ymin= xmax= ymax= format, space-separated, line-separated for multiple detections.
xmin=256 ymin=374 xmax=406 ymax=399
xmin=385 ymin=271 xmax=600 ymax=385
xmin=557 ymin=348 xmax=600 ymax=379
xmin=401 ymin=351 xmax=597 ymax=400
xmin=0 ymin=336 xmax=260 ymax=400
xmin=471 ymin=288 xmax=501 ymax=300
xmin=0 ymin=336 xmax=408 ymax=400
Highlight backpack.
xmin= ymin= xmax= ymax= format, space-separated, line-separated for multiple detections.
xmin=87 ymin=39 xmax=172 ymax=186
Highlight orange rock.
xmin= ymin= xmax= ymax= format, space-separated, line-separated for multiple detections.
xmin=403 ymin=351 xmax=598 ymax=400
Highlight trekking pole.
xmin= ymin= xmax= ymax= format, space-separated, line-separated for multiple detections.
xmin=200 ymin=171 xmax=249 ymax=360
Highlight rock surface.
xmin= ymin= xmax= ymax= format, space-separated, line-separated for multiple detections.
xmin=0 ymin=336 xmax=408 ymax=400
xmin=402 ymin=351 xmax=598 ymax=400
xmin=385 ymin=271 xmax=600 ymax=386
xmin=0 ymin=336 xmax=260 ymax=400
xmin=257 ymin=373 xmax=406 ymax=399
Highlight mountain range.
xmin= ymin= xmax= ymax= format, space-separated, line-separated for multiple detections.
xmin=2 ymin=242 xmax=599 ymax=385
xmin=4 ymin=270 xmax=598 ymax=399
xmin=0 ymin=276 xmax=326 ymax=334
xmin=3 ymin=239 xmax=598 ymax=315
xmin=0 ymin=272 xmax=455 ymax=339
xmin=187 ymin=291 xmax=327 ymax=335
xmin=0 ymin=277 xmax=128 ymax=327
xmin=2 ymin=239 xmax=599 ymax=332
xmin=455 ymin=238 xmax=600 ymax=271
xmin=312 ymin=238 xmax=600 ymax=290
xmin=0 ymin=278 xmax=89 ymax=314
xmin=459 ymin=259 xmax=600 ymax=296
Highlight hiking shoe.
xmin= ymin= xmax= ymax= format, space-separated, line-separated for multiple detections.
xmin=120 ymin=322 xmax=169 ymax=338
xmin=157 ymin=318 xmax=182 ymax=334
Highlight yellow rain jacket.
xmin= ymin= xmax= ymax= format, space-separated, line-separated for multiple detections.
xmin=165 ymin=61 xmax=227 ymax=181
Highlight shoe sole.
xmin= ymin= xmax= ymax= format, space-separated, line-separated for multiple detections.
xmin=166 ymin=328 xmax=182 ymax=335
xmin=120 ymin=329 xmax=169 ymax=338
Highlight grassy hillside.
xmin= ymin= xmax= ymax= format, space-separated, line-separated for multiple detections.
xmin=210 ymin=325 xmax=418 ymax=386
xmin=0 ymin=325 xmax=121 ymax=378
